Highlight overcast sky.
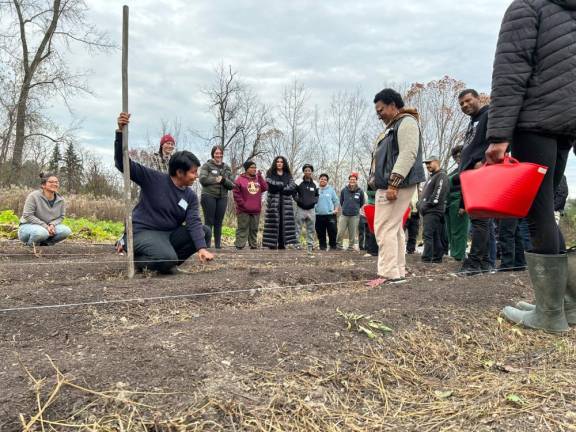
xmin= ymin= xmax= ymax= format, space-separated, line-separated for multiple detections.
xmin=49 ymin=0 xmax=575 ymax=194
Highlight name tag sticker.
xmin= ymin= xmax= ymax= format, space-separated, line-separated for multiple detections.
xmin=377 ymin=195 xmax=388 ymax=204
xmin=178 ymin=199 xmax=188 ymax=210
xmin=309 ymin=187 xmax=315 ymax=191
xmin=211 ymin=170 xmax=218 ymax=175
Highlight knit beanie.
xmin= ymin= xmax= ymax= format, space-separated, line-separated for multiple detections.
xmin=243 ymin=160 xmax=256 ymax=171
xmin=160 ymin=134 xmax=175 ymax=146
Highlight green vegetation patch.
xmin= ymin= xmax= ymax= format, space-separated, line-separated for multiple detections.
xmin=0 ymin=210 xmax=123 ymax=242
xmin=0 ymin=209 xmax=237 ymax=242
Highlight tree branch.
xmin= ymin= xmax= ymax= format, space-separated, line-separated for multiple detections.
xmin=12 ymin=0 xmax=29 ymax=72
xmin=53 ymin=31 xmax=115 ymax=49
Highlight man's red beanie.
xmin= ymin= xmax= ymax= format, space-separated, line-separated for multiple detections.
xmin=349 ymin=172 xmax=359 ymax=179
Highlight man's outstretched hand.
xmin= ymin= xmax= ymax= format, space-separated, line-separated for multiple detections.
xmin=117 ymin=112 xmax=131 ymax=131
xmin=197 ymin=248 xmax=215 ymax=263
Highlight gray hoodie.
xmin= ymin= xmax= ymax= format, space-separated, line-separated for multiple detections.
xmin=20 ymin=190 xmax=66 ymax=228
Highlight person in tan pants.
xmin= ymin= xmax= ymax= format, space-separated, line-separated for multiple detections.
xmin=367 ymin=89 xmax=426 ymax=287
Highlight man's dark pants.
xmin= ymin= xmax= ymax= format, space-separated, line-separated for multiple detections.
xmin=405 ymin=212 xmax=420 ymax=254
xmin=315 ymin=214 xmax=337 ymax=250
xmin=358 ymin=215 xmax=367 ymax=250
xmin=134 ymin=225 xmax=210 ymax=273
xmin=498 ymin=218 xmax=527 ymax=270
xmin=422 ymin=213 xmax=445 ymax=262
xmin=463 ymin=218 xmax=491 ymax=270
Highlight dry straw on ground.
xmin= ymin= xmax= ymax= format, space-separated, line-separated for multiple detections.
xmin=18 ymin=310 xmax=576 ymax=431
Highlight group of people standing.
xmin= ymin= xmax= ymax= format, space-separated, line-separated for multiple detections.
xmin=13 ymin=0 xmax=575 ymax=335
xmin=363 ymin=0 xmax=576 ymax=334
xmin=403 ymin=89 xmax=569 ymax=276
xmin=232 ymin=156 xmax=365 ymax=253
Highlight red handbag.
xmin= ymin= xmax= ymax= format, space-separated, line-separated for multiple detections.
xmin=364 ymin=204 xmax=376 ymax=233
xmin=364 ymin=204 xmax=411 ymax=233
xmin=460 ymin=156 xmax=548 ymax=218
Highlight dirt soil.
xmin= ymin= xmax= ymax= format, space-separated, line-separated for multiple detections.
xmin=0 ymin=240 xmax=575 ymax=431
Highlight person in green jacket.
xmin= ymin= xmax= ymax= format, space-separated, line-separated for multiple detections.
xmin=199 ymin=145 xmax=235 ymax=248
xmin=445 ymin=145 xmax=469 ymax=261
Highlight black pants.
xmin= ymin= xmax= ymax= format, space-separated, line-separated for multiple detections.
xmin=405 ymin=212 xmax=420 ymax=253
xmin=359 ymin=215 xmax=378 ymax=255
xmin=201 ymin=194 xmax=228 ymax=248
xmin=422 ymin=213 xmax=445 ymax=262
xmin=512 ymin=131 xmax=571 ymax=254
xmin=133 ymin=226 xmax=210 ymax=273
xmin=315 ymin=214 xmax=337 ymax=250
xmin=519 ymin=218 xmax=532 ymax=251
xmin=365 ymin=229 xmax=379 ymax=256
xmin=464 ymin=218 xmax=492 ymax=270
xmin=441 ymin=220 xmax=449 ymax=255
xmin=498 ymin=219 xmax=526 ymax=270
xmin=358 ymin=215 xmax=367 ymax=250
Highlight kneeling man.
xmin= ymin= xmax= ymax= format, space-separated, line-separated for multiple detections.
xmin=115 ymin=112 xmax=214 ymax=274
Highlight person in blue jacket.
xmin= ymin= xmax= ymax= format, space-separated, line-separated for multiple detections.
xmin=315 ymin=173 xmax=340 ymax=250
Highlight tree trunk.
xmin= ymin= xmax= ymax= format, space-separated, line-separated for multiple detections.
xmin=10 ymin=0 xmax=62 ymax=182
xmin=9 ymin=84 xmax=30 ymax=182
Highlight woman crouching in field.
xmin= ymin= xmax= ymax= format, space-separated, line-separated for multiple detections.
xmin=18 ymin=173 xmax=72 ymax=246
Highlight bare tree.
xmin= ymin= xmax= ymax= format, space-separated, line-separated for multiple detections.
xmin=2 ymin=0 xmax=112 ymax=182
xmin=274 ymin=79 xmax=311 ymax=171
xmin=81 ymin=152 xmax=121 ymax=198
xmin=226 ymin=86 xmax=273 ymax=174
xmin=202 ymin=63 xmax=243 ymax=151
xmin=307 ymin=104 xmax=328 ymax=174
xmin=305 ymin=89 xmax=370 ymax=191
xmin=356 ymin=110 xmax=384 ymax=184
xmin=403 ymin=76 xmax=470 ymax=169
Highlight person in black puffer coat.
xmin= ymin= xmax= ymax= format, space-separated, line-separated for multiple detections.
xmin=486 ymin=0 xmax=576 ymax=333
xmin=262 ymin=156 xmax=298 ymax=249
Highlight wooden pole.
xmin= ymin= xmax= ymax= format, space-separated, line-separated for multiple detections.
xmin=122 ymin=5 xmax=135 ymax=278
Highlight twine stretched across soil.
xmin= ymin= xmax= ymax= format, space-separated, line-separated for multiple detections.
xmin=16 ymin=312 xmax=576 ymax=431
xmin=0 ymin=264 xmax=518 ymax=314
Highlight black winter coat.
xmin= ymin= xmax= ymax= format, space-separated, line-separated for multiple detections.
xmin=488 ymin=0 xmax=576 ymax=143
xmin=294 ymin=178 xmax=319 ymax=210
xmin=418 ymin=170 xmax=450 ymax=215
xmin=460 ymin=106 xmax=489 ymax=172
xmin=262 ymin=172 xmax=298 ymax=248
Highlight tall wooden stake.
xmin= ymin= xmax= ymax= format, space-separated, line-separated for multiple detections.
xmin=122 ymin=5 xmax=135 ymax=278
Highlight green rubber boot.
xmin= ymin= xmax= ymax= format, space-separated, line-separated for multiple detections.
xmin=514 ymin=249 xmax=576 ymax=325
xmin=502 ymin=252 xmax=569 ymax=333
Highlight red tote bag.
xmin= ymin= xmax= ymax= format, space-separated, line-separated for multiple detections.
xmin=364 ymin=204 xmax=376 ymax=233
xmin=460 ymin=156 xmax=548 ymax=218
xmin=364 ymin=204 xmax=411 ymax=233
